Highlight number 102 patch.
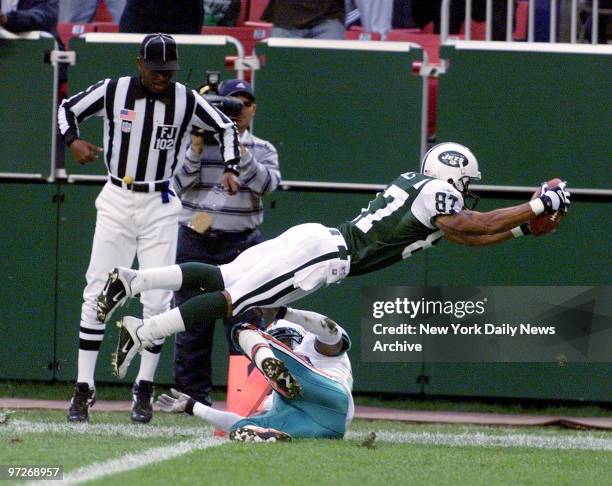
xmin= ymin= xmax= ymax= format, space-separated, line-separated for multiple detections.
xmin=154 ymin=125 xmax=178 ymax=151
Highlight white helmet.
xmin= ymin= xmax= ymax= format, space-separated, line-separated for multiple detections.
xmin=266 ymin=319 xmax=306 ymax=349
xmin=421 ymin=142 xmax=481 ymax=195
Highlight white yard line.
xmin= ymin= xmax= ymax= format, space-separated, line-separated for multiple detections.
xmin=346 ymin=430 xmax=612 ymax=451
xmin=2 ymin=419 xmax=212 ymax=438
xmin=27 ymin=437 xmax=225 ymax=485
xmin=5 ymin=420 xmax=611 ymax=452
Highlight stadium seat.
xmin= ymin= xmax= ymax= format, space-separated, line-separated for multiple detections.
xmin=236 ymin=0 xmax=249 ymax=26
xmin=344 ymin=30 xmax=382 ymax=41
xmin=93 ymin=0 xmax=114 ymax=22
xmin=92 ymin=22 xmax=120 ymax=33
xmin=202 ymin=26 xmax=271 ymax=55
xmin=57 ymin=22 xmax=97 ymax=47
xmin=248 ymin=0 xmax=269 ymax=22
xmin=514 ymin=0 xmax=528 ymax=40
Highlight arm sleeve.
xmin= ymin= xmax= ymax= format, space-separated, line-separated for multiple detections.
xmin=57 ymin=79 xmax=108 ymax=143
xmin=239 ymin=140 xmax=281 ymax=196
xmin=411 ymin=179 xmax=465 ymax=229
xmin=191 ymin=91 xmax=240 ymax=166
xmin=4 ymin=0 xmax=58 ymax=33
xmin=173 ymin=144 xmax=202 ymax=196
xmin=282 ymin=308 xmax=344 ymax=346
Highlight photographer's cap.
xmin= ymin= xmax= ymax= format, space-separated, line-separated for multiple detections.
xmin=218 ymin=79 xmax=255 ymax=100
xmin=140 ymin=33 xmax=179 ymax=71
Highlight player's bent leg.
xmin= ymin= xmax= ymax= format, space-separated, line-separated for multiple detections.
xmin=266 ymin=340 xmax=350 ymax=436
xmin=234 ymin=325 xmax=301 ymax=399
xmin=231 ymin=401 xmax=342 ymax=439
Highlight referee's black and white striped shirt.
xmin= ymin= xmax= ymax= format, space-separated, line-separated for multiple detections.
xmin=58 ymin=76 xmax=240 ymax=181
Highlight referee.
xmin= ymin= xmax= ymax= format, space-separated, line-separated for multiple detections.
xmin=58 ymin=33 xmax=240 ymax=424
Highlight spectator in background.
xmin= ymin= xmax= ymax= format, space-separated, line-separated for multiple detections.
xmin=345 ymin=0 xmax=394 ymax=37
xmin=580 ymin=0 xmax=612 ymax=43
xmin=204 ymin=0 xmax=241 ymax=26
xmin=412 ymin=0 xmax=517 ymax=41
xmin=1 ymin=0 xmax=60 ymax=36
xmin=172 ymin=79 xmax=280 ymax=406
xmin=59 ymin=0 xmax=125 ymax=23
xmin=119 ymin=0 xmax=202 ymax=34
xmin=0 ymin=0 xmax=66 ymax=82
xmin=262 ymin=0 xmax=345 ymax=39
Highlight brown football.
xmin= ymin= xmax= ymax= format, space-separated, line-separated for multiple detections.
xmin=529 ymin=178 xmax=564 ymax=237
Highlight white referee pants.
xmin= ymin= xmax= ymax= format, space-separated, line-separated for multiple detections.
xmin=220 ymin=223 xmax=350 ymax=316
xmin=79 ymin=182 xmax=182 ymax=343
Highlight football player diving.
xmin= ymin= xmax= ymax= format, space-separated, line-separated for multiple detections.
xmin=98 ymin=142 xmax=571 ymax=378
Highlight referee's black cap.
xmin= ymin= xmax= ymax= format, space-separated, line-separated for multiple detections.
xmin=140 ymin=33 xmax=180 ymax=71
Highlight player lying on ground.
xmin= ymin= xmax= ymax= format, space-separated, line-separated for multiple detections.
xmin=155 ymin=307 xmax=354 ymax=442
xmin=99 ymin=142 xmax=571 ymax=377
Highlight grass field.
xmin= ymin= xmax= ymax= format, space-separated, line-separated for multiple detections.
xmin=1 ymin=408 xmax=610 ymax=486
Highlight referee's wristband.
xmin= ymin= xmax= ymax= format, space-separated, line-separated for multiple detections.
xmin=64 ymin=132 xmax=78 ymax=147
xmin=511 ymin=223 xmax=532 ymax=238
xmin=224 ymin=163 xmax=240 ymax=175
xmin=185 ymin=398 xmax=197 ymax=415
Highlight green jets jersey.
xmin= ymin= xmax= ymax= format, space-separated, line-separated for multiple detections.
xmin=337 ymin=172 xmax=463 ymax=276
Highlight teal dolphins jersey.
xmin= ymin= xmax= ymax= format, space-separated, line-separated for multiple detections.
xmin=338 ymin=172 xmax=464 ymax=276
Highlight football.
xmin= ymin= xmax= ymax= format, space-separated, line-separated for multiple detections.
xmin=529 ymin=178 xmax=564 ymax=236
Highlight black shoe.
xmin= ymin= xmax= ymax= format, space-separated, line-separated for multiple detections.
xmin=131 ymin=380 xmax=154 ymax=424
xmin=67 ymin=382 xmax=96 ymax=423
xmin=229 ymin=425 xmax=292 ymax=443
xmin=260 ymin=357 xmax=301 ymax=399
xmin=96 ymin=267 xmax=136 ymax=323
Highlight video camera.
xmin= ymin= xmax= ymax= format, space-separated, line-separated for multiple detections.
xmin=199 ymin=71 xmax=244 ymax=120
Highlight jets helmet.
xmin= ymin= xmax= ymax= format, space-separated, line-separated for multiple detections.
xmin=421 ymin=142 xmax=481 ymax=208
xmin=266 ymin=320 xmax=306 ymax=349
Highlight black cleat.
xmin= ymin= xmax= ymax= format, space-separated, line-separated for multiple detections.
xmin=131 ymin=380 xmax=154 ymax=424
xmin=112 ymin=316 xmax=151 ymax=379
xmin=260 ymin=357 xmax=301 ymax=399
xmin=229 ymin=425 xmax=292 ymax=443
xmin=67 ymin=382 xmax=96 ymax=423
xmin=96 ymin=267 xmax=136 ymax=323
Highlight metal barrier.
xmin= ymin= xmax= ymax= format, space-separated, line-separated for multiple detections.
xmin=441 ymin=0 xmax=610 ymax=43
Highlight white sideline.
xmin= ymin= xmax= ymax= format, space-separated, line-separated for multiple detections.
xmin=2 ymin=419 xmax=212 ymax=439
xmin=346 ymin=430 xmax=612 ymax=451
xmin=4 ymin=420 xmax=611 ymax=451
xmin=27 ymin=437 xmax=225 ymax=485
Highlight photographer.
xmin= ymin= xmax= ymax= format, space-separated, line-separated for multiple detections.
xmin=172 ymin=78 xmax=281 ymax=406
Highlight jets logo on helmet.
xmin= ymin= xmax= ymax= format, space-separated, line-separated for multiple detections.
xmin=421 ymin=142 xmax=482 ymax=209
xmin=439 ymin=151 xmax=468 ymax=168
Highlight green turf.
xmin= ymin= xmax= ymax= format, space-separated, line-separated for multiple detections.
xmin=2 ymin=380 xmax=610 ymax=417
xmin=1 ymin=411 xmax=609 ymax=486
xmin=98 ymin=441 xmax=611 ymax=486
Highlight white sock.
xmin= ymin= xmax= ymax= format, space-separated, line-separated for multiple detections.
xmin=238 ymin=329 xmax=275 ymax=370
xmin=192 ymin=402 xmax=244 ymax=431
xmin=77 ymin=349 xmax=98 ymax=387
xmin=139 ymin=308 xmax=186 ymax=342
xmin=131 ymin=265 xmax=183 ymax=295
xmin=135 ymin=340 xmax=164 ymax=383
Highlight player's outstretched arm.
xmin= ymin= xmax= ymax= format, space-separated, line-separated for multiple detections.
xmin=436 ymin=183 xmax=570 ymax=237
xmin=436 ymin=203 xmax=536 ymax=236
xmin=443 ymin=224 xmax=532 ymax=246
